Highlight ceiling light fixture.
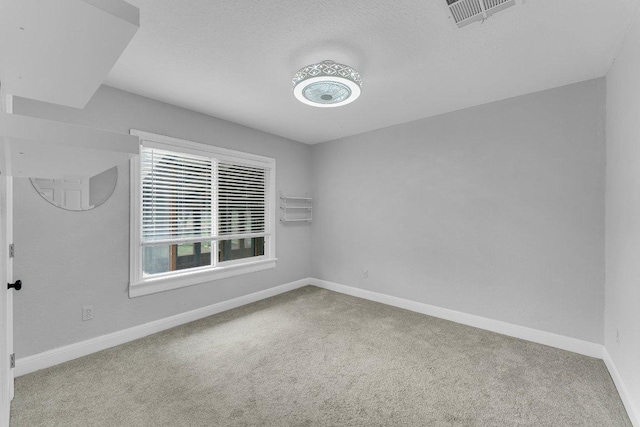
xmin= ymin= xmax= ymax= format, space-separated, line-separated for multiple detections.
xmin=292 ymin=60 xmax=362 ymax=108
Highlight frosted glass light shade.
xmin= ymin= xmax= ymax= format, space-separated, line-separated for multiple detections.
xmin=292 ymin=60 xmax=362 ymax=108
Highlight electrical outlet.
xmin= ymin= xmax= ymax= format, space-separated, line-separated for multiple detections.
xmin=363 ymin=270 xmax=369 ymax=279
xmin=616 ymin=329 xmax=620 ymax=347
xmin=82 ymin=305 xmax=94 ymax=321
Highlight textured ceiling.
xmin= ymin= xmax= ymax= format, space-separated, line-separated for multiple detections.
xmin=105 ymin=0 xmax=639 ymax=144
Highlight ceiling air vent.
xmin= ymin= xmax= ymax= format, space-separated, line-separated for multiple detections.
xmin=447 ymin=0 xmax=516 ymax=28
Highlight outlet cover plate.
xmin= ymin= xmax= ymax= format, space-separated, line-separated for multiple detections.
xmin=82 ymin=305 xmax=94 ymax=321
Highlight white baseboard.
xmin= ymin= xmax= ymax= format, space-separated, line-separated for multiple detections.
xmin=16 ymin=277 xmax=603 ymax=373
xmin=17 ymin=277 xmax=636 ymax=424
xmin=16 ymin=278 xmax=311 ymax=377
xmin=310 ymin=278 xmax=603 ymax=359
xmin=314 ymin=278 xmax=639 ymax=423
xmin=603 ymin=348 xmax=640 ymax=426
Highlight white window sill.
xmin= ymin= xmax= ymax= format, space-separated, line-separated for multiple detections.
xmin=129 ymin=258 xmax=277 ymax=298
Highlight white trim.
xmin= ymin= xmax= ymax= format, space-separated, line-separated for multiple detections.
xmin=16 ymin=278 xmax=311 ymax=377
xmin=130 ymin=130 xmax=273 ymax=166
xmin=0 ymin=175 xmax=10 ymax=427
xmin=310 ymin=278 xmax=604 ymax=359
xmin=129 ymin=258 xmax=277 ymax=298
xmin=128 ymin=130 xmax=277 ymax=297
xmin=603 ymin=347 xmax=640 ymax=426
xmin=129 ymin=156 xmax=141 ymax=291
xmin=142 ymin=233 xmax=269 ymax=247
xmin=5 ymin=94 xmax=13 ymax=114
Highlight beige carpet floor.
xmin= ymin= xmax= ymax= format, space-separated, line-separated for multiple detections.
xmin=10 ymin=286 xmax=631 ymax=426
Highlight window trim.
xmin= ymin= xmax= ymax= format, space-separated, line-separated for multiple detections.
xmin=129 ymin=130 xmax=277 ymax=298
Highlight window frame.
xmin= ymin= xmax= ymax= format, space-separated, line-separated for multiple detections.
xmin=129 ymin=130 xmax=277 ymax=298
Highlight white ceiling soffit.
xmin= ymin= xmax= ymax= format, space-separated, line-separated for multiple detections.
xmin=0 ymin=0 xmax=139 ymax=109
xmin=104 ymin=0 xmax=637 ymax=144
xmin=0 ymin=113 xmax=139 ymax=179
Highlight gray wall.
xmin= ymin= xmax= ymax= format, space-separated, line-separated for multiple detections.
xmin=605 ymin=11 xmax=640 ymax=415
xmin=13 ymin=78 xmax=608 ymax=359
xmin=311 ymin=79 xmax=606 ymax=344
xmin=13 ymin=86 xmax=312 ymax=358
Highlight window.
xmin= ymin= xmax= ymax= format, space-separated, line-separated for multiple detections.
xmin=129 ymin=130 xmax=276 ymax=297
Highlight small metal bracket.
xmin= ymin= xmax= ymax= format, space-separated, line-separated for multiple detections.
xmin=10 ymin=353 xmax=15 ymax=369
xmin=9 ymin=243 xmax=14 ymax=258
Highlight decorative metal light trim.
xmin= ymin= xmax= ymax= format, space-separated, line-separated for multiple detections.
xmin=292 ymin=60 xmax=362 ymax=108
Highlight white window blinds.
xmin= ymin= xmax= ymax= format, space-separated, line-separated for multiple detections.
xmin=140 ymin=147 xmax=268 ymax=244
xmin=141 ymin=147 xmax=213 ymax=244
xmin=218 ymin=162 xmax=266 ymax=237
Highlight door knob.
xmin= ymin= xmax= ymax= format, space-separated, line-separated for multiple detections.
xmin=7 ymin=280 xmax=21 ymax=291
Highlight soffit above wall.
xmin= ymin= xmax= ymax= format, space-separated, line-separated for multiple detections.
xmin=0 ymin=0 xmax=139 ymax=108
xmin=0 ymin=113 xmax=139 ymax=179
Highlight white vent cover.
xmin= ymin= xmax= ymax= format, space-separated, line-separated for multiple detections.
xmin=447 ymin=0 xmax=516 ymax=28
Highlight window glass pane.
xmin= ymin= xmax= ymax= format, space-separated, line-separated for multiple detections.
xmin=218 ymin=237 xmax=264 ymax=262
xmin=177 ymin=243 xmax=194 ymax=256
xmin=142 ymin=245 xmax=170 ymax=275
xmin=143 ymin=241 xmax=212 ymax=276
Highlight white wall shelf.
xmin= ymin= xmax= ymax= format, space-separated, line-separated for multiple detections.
xmin=280 ymin=193 xmax=312 ymax=224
